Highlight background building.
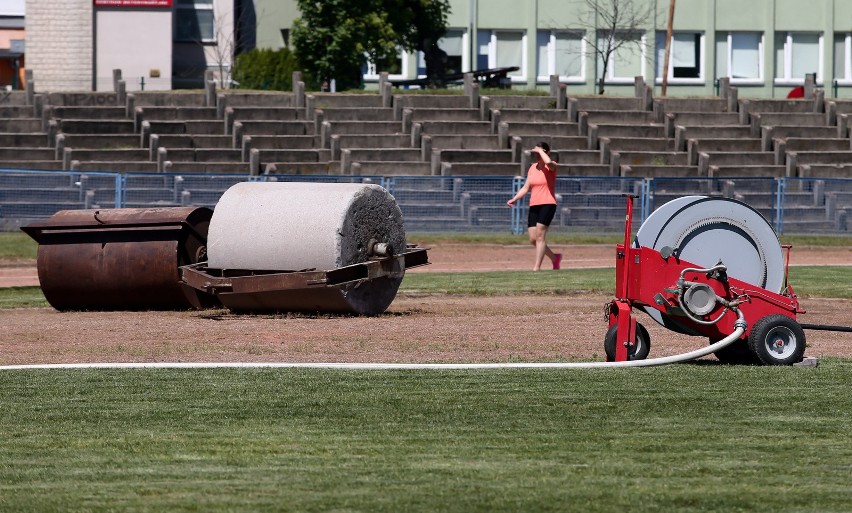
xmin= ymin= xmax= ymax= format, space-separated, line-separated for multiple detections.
xmin=15 ymin=0 xmax=852 ymax=97
xmin=257 ymin=0 xmax=852 ymax=98
xmin=0 ymin=0 xmax=25 ymax=90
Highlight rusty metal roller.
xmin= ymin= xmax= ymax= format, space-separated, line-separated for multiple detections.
xmin=204 ymin=182 xmax=408 ymax=315
xmin=22 ymin=207 xmax=217 ymax=311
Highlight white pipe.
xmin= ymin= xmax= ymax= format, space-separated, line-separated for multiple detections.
xmin=0 ymin=314 xmax=746 ymax=371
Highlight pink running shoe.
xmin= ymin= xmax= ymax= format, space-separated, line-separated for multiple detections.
xmin=552 ymin=253 xmax=562 ymax=270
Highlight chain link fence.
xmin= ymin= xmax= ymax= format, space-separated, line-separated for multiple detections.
xmin=1 ymin=168 xmax=850 ymax=235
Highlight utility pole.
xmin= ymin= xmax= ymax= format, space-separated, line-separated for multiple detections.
xmin=661 ymin=0 xmax=676 ymax=96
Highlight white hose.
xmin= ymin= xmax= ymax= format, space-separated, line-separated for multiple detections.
xmin=0 ymin=313 xmax=746 ymax=371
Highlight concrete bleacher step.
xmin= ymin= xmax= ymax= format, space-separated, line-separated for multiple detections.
xmin=317 ymin=107 xmax=395 ymax=122
xmin=0 ymin=105 xmax=35 ymax=118
xmin=0 ymin=133 xmax=48 ymax=147
xmin=75 ymin=161 xmax=159 ymax=172
xmin=230 ymin=107 xmax=304 ymax=121
xmin=326 ymin=121 xmax=402 ymax=135
xmin=395 ymin=94 xmax=471 ymax=110
xmin=654 ymin=98 xmax=728 ymax=116
xmin=61 ymin=133 xmax=141 ymax=149
xmin=486 ymin=95 xmax=558 ymax=110
xmin=589 ymin=123 xmax=666 ymax=142
xmin=762 ymin=125 xmax=841 ymax=146
xmin=698 ymin=152 xmax=777 ymax=173
xmin=162 ymin=148 xmax=242 ymax=163
xmin=502 ymin=121 xmax=579 ymax=137
xmin=256 ymin=149 xmax=331 ymax=163
xmin=611 ymin=151 xmax=689 ymax=173
xmin=52 ymin=106 xmax=127 ymax=120
xmin=779 ymin=137 xmax=849 ymax=152
xmin=492 ymin=109 xmax=567 ymax=123
xmin=708 ymin=165 xmax=787 ymax=177
xmin=740 ymin=98 xmax=816 ymax=115
xmin=555 ymin=149 xmax=602 ymax=165
xmin=238 ymin=120 xmax=314 ymax=136
xmin=0 ymin=160 xmax=63 ymax=171
xmin=438 ymin=149 xmax=514 ymax=164
xmin=581 ymin=110 xmax=657 ymax=125
xmin=797 ymin=164 xmax=852 ymax=178
xmin=333 ymin=134 xmax=411 ymax=149
xmin=0 ymin=147 xmax=56 ymax=160
xmin=425 ymin=134 xmax=500 ymax=150
xmin=558 ymin=164 xmax=612 ymax=176
xmin=750 ymin=113 xmax=828 ymax=137
xmin=262 ymin=162 xmax=336 ymax=175
xmin=439 ymin=162 xmax=521 ymax=176
xmin=219 ymin=92 xmax=297 ymax=108
xmin=245 ymin=135 xmax=320 ymax=150
xmin=154 ymin=134 xmax=233 ymax=149
xmin=309 ymin=93 xmax=384 ymax=109
xmin=510 ymin=135 xmax=588 ymax=151
xmin=58 ymin=119 xmax=135 ymax=134
xmin=687 ymin=138 xmax=763 ymax=164
xmin=1 ymin=118 xmax=45 ymax=132
xmin=620 ymin=165 xmax=699 ymax=178
xmin=343 ymin=148 xmax=422 ymax=162
xmin=162 ymin=162 xmax=252 ymax=174
xmin=137 ymin=106 xmax=219 ymax=121
xmin=664 ymin=112 xmax=742 ymax=137
xmin=66 ymin=148 xmax=150 ymax=163
xmin=787 ymin=151 xmax=852 ymax=168
xmin=350 ymin=161 xmax=431 ymax=176
xmin=420 ymin=121 xmax=491 ymax=135
xmin=409 ymin=108 xmax=481 ymax=122
xmin=132 ymin=91 xmax=207 ymax=106
xmin=568 ymin=96 xmax=649 ymax=123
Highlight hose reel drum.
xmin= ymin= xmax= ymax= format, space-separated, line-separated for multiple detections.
xmin=607 ymin=195 xmax=810 ymax=366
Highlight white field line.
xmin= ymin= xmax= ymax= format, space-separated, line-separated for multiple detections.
xmin=0 ymin=325 xmax=745 ymax=371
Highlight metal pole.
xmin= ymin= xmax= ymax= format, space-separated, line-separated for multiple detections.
xmin=661 ymin=0 xmax=676 ymax=96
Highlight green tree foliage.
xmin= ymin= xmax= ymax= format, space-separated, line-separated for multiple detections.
xmin=292 ymin=0 xmax=450 ymax=90
xmin=232 ymin=47 xmax=299 ymax=91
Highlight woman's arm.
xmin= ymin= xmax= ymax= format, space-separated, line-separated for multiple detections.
xmin=507 ymin=176 xmax=531 ymax=206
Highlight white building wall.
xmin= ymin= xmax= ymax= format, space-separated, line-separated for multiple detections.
xmin=95 ymin=10 xmax=173 ymax=91
xmin=25 ymin=0 xmax=93 ymax=91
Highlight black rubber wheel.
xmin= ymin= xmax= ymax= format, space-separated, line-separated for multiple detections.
xmin=712 ymin=339 xmax=760 ymax=365
xmin=748 ymin=314 xmax=806 ymax=366
xmin=604 ymin=322 xmax=651 ymax=362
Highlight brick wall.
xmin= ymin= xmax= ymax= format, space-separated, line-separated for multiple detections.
xmin=25 ymin=0 xmax=93 ymax=91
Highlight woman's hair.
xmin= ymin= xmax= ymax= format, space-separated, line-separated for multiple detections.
xmin=538 ymin=142 xmax=550 ymax=153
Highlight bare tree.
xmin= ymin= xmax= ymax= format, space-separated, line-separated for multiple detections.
xmin=578 ymin=0 xmax=656 ymax=94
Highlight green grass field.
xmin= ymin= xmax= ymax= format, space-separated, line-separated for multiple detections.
xmin=1 ymin=232 xmax=851 ymax=511
xmin=1 ymin=365 xmax=852 ymax=512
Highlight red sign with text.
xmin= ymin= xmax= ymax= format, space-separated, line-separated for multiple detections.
xmin=94 ymin=0 xmax=173 ymax=7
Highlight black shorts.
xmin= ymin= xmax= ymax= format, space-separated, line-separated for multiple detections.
xmin=527 ymin=204 xmax=557 ymax=227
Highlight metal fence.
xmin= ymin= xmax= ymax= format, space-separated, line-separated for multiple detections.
xmin=1 ymin=168 xmax=850 ymax=235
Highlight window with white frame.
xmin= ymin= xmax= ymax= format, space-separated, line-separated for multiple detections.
xmin=174 ymin=0 xmax=215 ymax=42
xmin=476 ymin=30 xmax=527 ymax=82
xmin=362 ymin=49 xmax=408 ymax=81
xmin=536 ymin=30 xmax=584 ymax=83
xmin=655 ymin=32 xmax=703 ymax=82
xmin=834 ymin=33 xmax=852 ymax=84
xmin=597 ymin=30 xmax=645 ymax=83
xmin=716 ymin=32 xmax=763 ymax=83
xmin=417 ymin=29 xmax=468 ymax=78
xmin=775 ymin=32 xmax=822 ymax=84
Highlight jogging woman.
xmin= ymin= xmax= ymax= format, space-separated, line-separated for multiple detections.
xmin=507 ymin=142 xmax=562 ymax=271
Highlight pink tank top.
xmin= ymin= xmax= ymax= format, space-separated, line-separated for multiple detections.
xmin=528 ymin=162 xmax=556 ymax=206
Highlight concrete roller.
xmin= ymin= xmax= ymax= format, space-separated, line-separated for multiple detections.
xmin=199 ymin=182 xmax=413 ymax=315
